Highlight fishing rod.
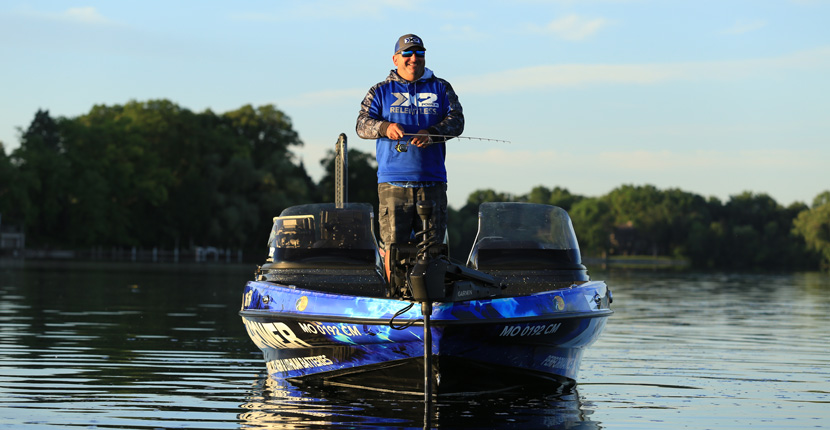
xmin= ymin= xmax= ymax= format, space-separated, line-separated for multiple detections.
xmin=395 ymin=134 xmax=511 ymax=152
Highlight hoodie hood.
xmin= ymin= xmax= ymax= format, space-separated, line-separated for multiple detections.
xmin=388 ymin=67 xmax=435 ymax=84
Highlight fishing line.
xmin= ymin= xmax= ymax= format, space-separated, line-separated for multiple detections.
xmin=401 ymin=133 xmax=511 ymax=143
xmin=395 ymin=134 xmax=511 ymax=152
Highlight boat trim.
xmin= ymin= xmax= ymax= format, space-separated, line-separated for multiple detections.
xmin=239 ymin=308 xmax=612 ymax=326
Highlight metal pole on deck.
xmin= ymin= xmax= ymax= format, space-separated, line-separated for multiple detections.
xmin=335 ymin=133 xmax=348 ymax=208
xmin=415 ymin=201 xmax=436 ymax=417
xmin=423 ymin=301 xmax=433 ymax=422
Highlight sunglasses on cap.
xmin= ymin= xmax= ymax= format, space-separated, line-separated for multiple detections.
xmin=400 ymin=50 xmax=425 ymax=58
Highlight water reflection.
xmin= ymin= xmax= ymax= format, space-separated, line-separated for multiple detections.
xmin=239 ymin=378 xmax=599 ymax=429
xmin=2 ymin=261 xmax=829 ymax=429
xmin=1 ymin=261 xmax=602 ymax=429
xmin=579 ymin=269 xmax=830 ymax=429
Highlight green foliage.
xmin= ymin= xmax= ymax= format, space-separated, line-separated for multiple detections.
xmin=7 ymin=101 xmax=312 ymax=255
xmin=4 ymin=102 xmax=825 ymax=271
xmin=569 ymin=197 xmax=613 ymax=257
xmin=8 ymin=110 xmax=71 ymax=241
xmin=316 ymin=146 xmax=382 ymax=240
xmin=318 ymin=148 xmax=379 ymax=207
xmin=599 ymin=185 xmax=712 ymax=261
xmin=453 ymin=185 xmax=821 ymax=270
xmin=465 ymin=189 xmax=514 ymax=206
xmin=521 ymin=185 xmax=583 ymax=211
xmin=812 ymin=191 xmax=830 ymax=209
xmin=0 ymin=143 xmax=22 ymax=220
xmin=793 ymin=194 xmax=830 ymax=269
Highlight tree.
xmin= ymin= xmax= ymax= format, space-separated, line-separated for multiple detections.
xmin=8 ymin=101 xmax=314 ymax=254
xmin=811 ymin=191 xmax=830 ymax=208
xmin=720 ymin=192 xmax=784 ymax=268
xmin=658 ymin=188 xmax=712 ymax=260
xmin=445 ymin=189 xmax=517 ymax=262
xmin=0 ymin=143 xmax=21 ymax=221
xmin=793 ymin=191 xmax=830 ymax=270
xmin=465 ymin=189 xmax=514 ymax=206
xmin=603 ymin=185 xmax=671 ymax=255
xmin=569 ymin=197 xmax=614 ymax=258
xmin=6 ymin=101 xmax=826 ymax=270
xmin=522 ymin=185 xmax=582 ymax=211
xmin=318 ymin=148 xmax=378 ymax=207
xmin=9 ymin=110 xmax=71 ymax=245
xmin=212 ymin=104 xmax=312 ymax=249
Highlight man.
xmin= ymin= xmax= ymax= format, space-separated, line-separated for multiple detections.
xmin=356 ymin=33 xmax=464 ymax=261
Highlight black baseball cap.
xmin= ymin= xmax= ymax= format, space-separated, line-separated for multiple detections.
xmin=395 ymin=34 xmax=426 ymax=54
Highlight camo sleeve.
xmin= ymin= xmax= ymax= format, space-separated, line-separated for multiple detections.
xmin=356 ymin=85 xmax=391 ymax=139
xmin=426 ymin=78 xmax=464 ymax=140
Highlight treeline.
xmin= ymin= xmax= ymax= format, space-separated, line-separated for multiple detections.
xmin=449 ymin=186 xmax=829 ymax=271
xmin=0 ymin=100 xmax=315 ymax=254
xmin=1 ymin=100 xmax=828 ymax=270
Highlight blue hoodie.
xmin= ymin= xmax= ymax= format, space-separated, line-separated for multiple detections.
xmin=356 ymin=68 xmax=464 ymax=183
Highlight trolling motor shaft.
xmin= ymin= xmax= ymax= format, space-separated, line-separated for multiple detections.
xmin=413 ymin=201 xmax=437 ymax=405
xmin=408 ymin=201 xmax=445 ymax=302
xmin=407 ymin=200 xmax=503 ymax=303
xmin=391 ymin=200 xmax=506 ymax=402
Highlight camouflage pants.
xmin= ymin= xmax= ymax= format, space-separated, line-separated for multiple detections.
xmin=377 ymin=182 xmax=448 ymax=250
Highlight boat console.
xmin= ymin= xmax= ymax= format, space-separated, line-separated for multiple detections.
xmin=257 ymin=203 xmax=388 ymax=297
xmin=467 ymin=203 xmax=590 ymax=293
xmin=256 ymin=201 xmax=590 ymax=298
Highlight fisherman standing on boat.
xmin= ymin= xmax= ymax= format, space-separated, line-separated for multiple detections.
xmin=356 ymin=34 xmax=464 ymax=268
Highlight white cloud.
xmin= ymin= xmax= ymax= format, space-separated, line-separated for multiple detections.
xmin=456 ymin=46 xmax=830 ymax=94
xmin=528 ymin=14 xmax=610 ymax=40
xmin=63 ymin=7 xmax=110 ymax=24
xmin=445 ymin=147 xmax=826 ymax=206
xmin=8 ymin=5 xmax=115 ymax=25
xmin=458 ymin=63 xmax=676 ymax=93
xmin=449 ymin=148 xmax=568 ymax=167
xmin=447 ymin=147 xmax=825 ymax=173
xmin=441 ymin=24 xmax=489 ymax=42
xmin=450 ymin=147 xmax=826 ymax=178
xmin=722 ymin=19 xmax=767 ymax=35
xmin=280 ymin=88 xmax=366 ymax=108
xmin=594 ymin=149 xmax=820 ymax=171
xmin=789 ymin=0 xmax=828 ymax=5
xmin=513 ymin=0 xmax=641 ymax=4
xmin=231 ymin=0 xmax=412 ymax=22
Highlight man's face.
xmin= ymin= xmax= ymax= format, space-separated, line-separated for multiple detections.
xmin=393 ymin=49 xmax=425 ymax=81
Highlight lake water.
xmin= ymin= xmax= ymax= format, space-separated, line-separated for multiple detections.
xmin=1 ymin=260 xmax=828 ymax=429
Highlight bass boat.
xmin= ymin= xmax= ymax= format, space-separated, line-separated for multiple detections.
xmin=240 ymin=135 xmax=612 ymax=396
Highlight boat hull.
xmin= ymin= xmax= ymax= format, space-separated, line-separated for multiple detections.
xmin=240 ymin=279 xmax=611 ymax=395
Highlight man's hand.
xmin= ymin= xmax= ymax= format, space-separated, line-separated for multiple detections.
xmin=386 ymin=123 xmax=406 ymax=141
xmin=387 ymin=125 xmax=432 ymax=148
xmin=410 ymin=130 xmax=432 ymax=148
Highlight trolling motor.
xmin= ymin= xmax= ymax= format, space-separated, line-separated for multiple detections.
xmin=401 ymin=201 xmax=504 ymax=405
xmin=407 ymin=201 xmax=504 ymax=303
xmin=407 ymin=201 xmax=446 ymax=301
xmin=409 ymin=201 xmax=438 ymax=406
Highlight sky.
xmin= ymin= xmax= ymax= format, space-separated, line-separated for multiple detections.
xmin=1 ymin=0 xmax=828 ymax=209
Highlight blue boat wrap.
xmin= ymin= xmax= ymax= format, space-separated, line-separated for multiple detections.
xmin=241 ymin=201 xmax=613 ymax=393
xmin=240 ymin=279 xmax=611 ymax=382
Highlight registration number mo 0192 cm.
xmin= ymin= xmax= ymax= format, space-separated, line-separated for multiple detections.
xmin=499 ymin=323 xmax=562 ymax=337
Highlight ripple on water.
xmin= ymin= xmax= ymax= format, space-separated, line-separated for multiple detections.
xmin=1 ymin=265 xmax=829 ymax=429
